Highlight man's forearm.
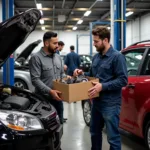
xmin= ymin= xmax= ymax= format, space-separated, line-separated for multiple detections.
xmin=32 ymin=78 xmax=51 ymax=95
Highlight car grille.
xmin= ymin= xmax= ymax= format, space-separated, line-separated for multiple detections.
xmin=41 ymin=112 xmax=59 ymax=132
xmin=46 ymin=116 xmax=58 ymax=130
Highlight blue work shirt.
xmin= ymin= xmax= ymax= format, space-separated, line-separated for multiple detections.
xmin=85 ymin=46 xmax=128 ymax=106
xmin=65 ymin=51 xmax=81 ymax=76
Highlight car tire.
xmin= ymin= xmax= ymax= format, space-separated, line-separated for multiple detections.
xmin=145 ymin=120 xmax=150 ymax=150
xmin=14 ymin=79 xmax=28 ymax=90
xmin=82 ymin=100 xmax=91 ymax=126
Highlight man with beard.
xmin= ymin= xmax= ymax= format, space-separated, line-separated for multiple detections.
xmin=74 ymin=26 xmax=128 ymax=150
xmin=29 ymin=31 xmax=66 ymax=124
xmin=56 ymin=41 xmax=65 ymax=54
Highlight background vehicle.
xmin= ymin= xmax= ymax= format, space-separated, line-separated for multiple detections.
xmin=0 ymin=40 xmax=41 ymax=91
xmin=79 ymin=55 xmax=92 ymax=72
xmin=61 ymin=54 xmax=92 ymax=72
xmin=82 ymin=40 xmax=150 ymax=149
xmin=0 ymin=9 xmax=62 ymax=150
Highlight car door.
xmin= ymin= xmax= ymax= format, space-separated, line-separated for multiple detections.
xmin=132 ymin=48 xmax=150 ymax=134
xmin=120 ymin=48 xmax=146 ymax=131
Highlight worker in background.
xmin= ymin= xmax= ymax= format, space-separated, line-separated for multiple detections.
xmin=56 ymin=41 xmax=65 ymax=54
xmin=65 ymin=45 xmax=81 ymax=76
xmin=74 ymin=26 xmax=128 ymax=150
xmin=29 ymin=31 xmax=67 ymax=125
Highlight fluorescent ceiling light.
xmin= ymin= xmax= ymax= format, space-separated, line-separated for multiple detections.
xmin=84 ymin=11 xmax=91 ymax=16
xmin=126 ymin=11 xmax=134 ymax=17
xmin=41 ymin=26 xmax=45 ymax=30
xmin=65 ymin=30 xmax=72 ymax=32
xmin=72 ymin=26 xmax=77 ymax=30
xmin=36 ymin=3 xmax=42 ymax=9
xmin=77 ymin=20 xmax=83 ymax=24
xmin=40 ymin=20 xmax=44 ymax=24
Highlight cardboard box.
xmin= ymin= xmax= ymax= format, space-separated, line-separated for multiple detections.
xmin=53 ymin=77 xmax=99 ymax=103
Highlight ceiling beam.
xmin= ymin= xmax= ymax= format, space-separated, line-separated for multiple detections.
xmin=62 ymin=0 xmax=65 ymax=8
xmin=15 ymin=7 xmax=110 ymax=12
xmin=127 ymin=0 xmax=150 ymax=4
xmin=16 ymin=7 xmax=150 ymax=12
xmin=98 ymin=0 xmax=145 ymax=21
xmin=36 ymin=25 xmax=87 ymax=28
xmin=15 ymin=0 xmax=109 ymax=3
xmin=64 ymin=0 xmax=78 ymax=28
xmin=52 ymin=0 xmax=56 ymax=30
xmin=127 ymin=0 xmax=135 ymax=5
xmin=42 ymin=16 xmax=100 ymax=21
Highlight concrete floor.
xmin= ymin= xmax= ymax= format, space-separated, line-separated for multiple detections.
xmin=61 ymin=102 xmax=147 ymax=150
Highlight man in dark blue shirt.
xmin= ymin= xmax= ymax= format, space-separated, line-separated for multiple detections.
xmin=65 ymin=45 xmax=81 ymax=76
xmin=74 ymin=26 xmax=128 ymax=150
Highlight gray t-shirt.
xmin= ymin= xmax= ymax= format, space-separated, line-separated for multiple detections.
xmin=29 ymin=48 xmax=66 ymax=95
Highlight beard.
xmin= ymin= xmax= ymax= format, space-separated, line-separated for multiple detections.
xmin=96 ymin=44 xmax=105 ymax=53
xmin=47 ymin=45 xmax=57 ymax=54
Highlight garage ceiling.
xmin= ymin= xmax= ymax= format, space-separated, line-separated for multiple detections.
xmin=14 ymin=0 xmax=150 ymax=31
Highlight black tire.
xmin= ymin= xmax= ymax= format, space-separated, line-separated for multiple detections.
xmin=82 ymin=100 xmax=91 ymax=126
xmin=14 ymin=79 xmax=28 ymax=90
xmin=145 ymin=120 xmax=150 ymax=150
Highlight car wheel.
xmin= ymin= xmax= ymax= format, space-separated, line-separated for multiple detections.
xmin=14 ymin=79 xmax=28 ymax=90
xmin=145 ymin=121 xmax=150 ymax=150
xmin=83 ymin=100 xmax=91 ymax=126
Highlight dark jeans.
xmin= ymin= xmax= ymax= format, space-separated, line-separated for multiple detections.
xmin=50 ymin=99 xmax=64 ymax=124
xmin=90 ymin=104 xmax=121 ymax=150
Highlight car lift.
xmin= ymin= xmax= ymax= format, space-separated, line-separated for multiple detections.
xmin=2 ymin=0 xmax=14 ymax=85
xmin=89 ymin=0 xmax=126 ymax=55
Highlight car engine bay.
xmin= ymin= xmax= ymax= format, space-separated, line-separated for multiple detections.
xmin=0 ymin=86 xmax=51 ymax=115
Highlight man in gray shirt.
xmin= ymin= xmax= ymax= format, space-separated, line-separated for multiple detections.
xmin=29 ymin=31 xmax=66 ymax=124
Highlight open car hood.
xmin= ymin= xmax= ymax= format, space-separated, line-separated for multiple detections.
xmin=15 ymin=39 xmax=42 ymax=64
xmin=0 ymin=9 xmax=41 ymax=67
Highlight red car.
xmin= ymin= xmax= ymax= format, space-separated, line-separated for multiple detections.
xmin=82 ymin=40 xmax=150 ymax=149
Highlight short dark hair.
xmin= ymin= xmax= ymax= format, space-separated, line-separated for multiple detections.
xmin=58 ymin=41 xmax=65 ymax=46
xmin=43 ymin=31 xmax=57 ymax=43
xmin=92 ymin=26 xmax=110 ymax=42
xmin=70 ymin=45 xmax=75 ymax=50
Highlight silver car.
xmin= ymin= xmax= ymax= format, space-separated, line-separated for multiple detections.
xmin=0 ymin=40 xmax=41 ymax=91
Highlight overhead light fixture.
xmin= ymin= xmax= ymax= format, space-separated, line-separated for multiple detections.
xmin=36 ymin=3 xmax=42 ymax=9
xmin=41 ymin=26 xmax=45 ymax=30
xmin=72 ymin=26 xmax=77 ymax=30
xmin=40 ymin=20 xmax=44 ymax=24
xmin=125 ymin=11 xmax=134 ymax=17
xmin=107 ymin=27 xmax=111 ymax=30
xmin=65 ymin=30 xmax=72 ymax=32
xmin=84 ymin=10 xmax=91 ymax=16
xmin=77 ymin=20 xmax=83 ymax=24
